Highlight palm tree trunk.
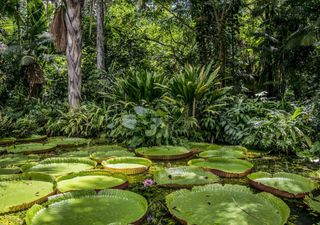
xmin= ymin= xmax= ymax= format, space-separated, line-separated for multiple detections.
xmin=65 ymin=0 xmax=82 ymax=109
xmin=96 ymin=0 xmax=105 ymax=70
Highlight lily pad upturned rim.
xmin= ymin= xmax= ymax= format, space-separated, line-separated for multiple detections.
xmin=102 ymin=157 xmax=152 ymax=175
xmin=247 ymin=172 xmax=319 ymax=198
xmin=16 ymin=135 xmax=48 ymax=144
xmin=7 ymin=143 xmax=57 ymax=154
xmin=25 ymin=189 xmax=148 ymax=225
xmin=0 ymin=137 xmax=16 ymax=146
xmin=0 ymin=172 xmax=56 ymax=214
xmin=187 ymin=158 xmax=253 ymax=177
xmin=136 ymin=146 xmax=194 ymax=160
xmin=154 ymin=166 xmax=219 ymax=188
xmin=56 ymin=170 xmax=128 ymax=192
xmin=48 ymin=137 xmax=89 ymax=148
xmin=90 ymin=150 xmax=135 ymax=163
xmin=166 ymin=184 xmax=290 ymax=225
xmin=198 ymin=149 xmax=247 ymax=159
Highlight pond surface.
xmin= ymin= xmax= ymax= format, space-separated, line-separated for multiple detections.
xmin=0 ymin=147 xmax=319 ymax=225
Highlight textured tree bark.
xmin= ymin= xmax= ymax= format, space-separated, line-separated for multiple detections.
xmin=96 ymin=0 xmax=105 ymax=70
xmin=65 ymin=0 xmax=82 ymax=109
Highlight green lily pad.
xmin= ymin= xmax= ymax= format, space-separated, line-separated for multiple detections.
xmin=136 ymin=146 xmax=194 ymax=160
xmin=0 ymin=173 xmax=56 ymax=214
xmin=304 ymin=195 xmax=320 ymax=214
xmin=0 ymin=138 xmax=16 ymax=146
xmin=102 ymin=157 xmax=152 ymax=175
xmin=0 ymin=154 xmax=40 ymax=167
xmin=166 ymin=184 xmax=290 ymax=225
xmin=48 ymin=137 xmax=89 ymax=148
xmin=16 ymin=135 xmax=47 ymax=144
xmin=87 ymin=144 xmax=127 ymax=152
xmin=198 ymin=149 xmax=246 ymax=159
xmin=25 ymin=189 xmax=148 ymax=225
xmin=56 ymin=170 xmax=128 ymax=192
xmin=60 ymin=150 xmax=91 ymax=158
xmin=188 ymin=158 xmax=253 ymax=177
xmin=0 ymin=167 xmax=21 ymax=175
xmin=24 ymin=158 xmax=97 ymax=177
xmin=90 ymin=150 xmax=135 ymax=163
xmin=154 ymin=166 xmax=219 ymax=188
xmin=0 ymin=146 xmax=6 ymax=153
xmin=8 ymin=143 xmax=57 ymax=154
xmin=309 ymin=169 xmax=320 ymax=181
xmin=189 ymin=142 xmax=220 ymax=152
xmin=247 ymin=172 xmax=318 ymax=198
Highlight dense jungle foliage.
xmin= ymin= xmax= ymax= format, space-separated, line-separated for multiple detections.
xmin=0 ymin=0 xmax=319 ymax=156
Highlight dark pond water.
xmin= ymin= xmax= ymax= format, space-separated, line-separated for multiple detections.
xmin=0 ymin=147 xmax=319 ymax=225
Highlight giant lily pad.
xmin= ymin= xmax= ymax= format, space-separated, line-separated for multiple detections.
xmin=24 ymin=158 xmax=97 ymax=177
xmin=60 ymin=150 xmax=91 ymax=158
xmin=154 ymin=166 xmax=219 ymax=188
xmin=57 ymin=170 xmax=128 ymax=192
xmin=189 ymin=142 xmax=220 ymax=152
xmin=16 ymin=135 xmax=47 ymax=144
xmin=8 ymin=143 xmax=57 ymax=154
xmin=136 ymin=146 xmax=194 ymax=160
xmin=0 ymin=167 xmax=21 ymax=175
xmin=188 ymin=158 xmax=253 ymax=177
xmin=26 ymin=189 xmax=148 ymax=225
xmin=304 ymin=195 xmax=320 ymax=214
xmin=247 ymin=172 xmax=318 ymax=198
xmin=309 ymin=169 xmax=320 ymax=181
xmin=90 ymin=150 xmax=135 ymax=163
xmin=0 ymin=173 xmax=56 ymax=214
xmin=48 ymin=137 xmax=89 ymax=148
xmin=0 ymin=154 xmax=39 ymax=167
xmin=0 ymin=138 xmax=16 ymax=146
xmin=87 ymin=144 xmax=127 ymax=152
xmin=102 ymin=157 xmax=152 ymax=175
xmin=198 ymin=149 xmax=246 ymax=159
xmin=166 ymin=184 xmax=290 ymax=225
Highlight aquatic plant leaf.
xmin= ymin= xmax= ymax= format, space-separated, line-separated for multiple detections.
xmin=102 ymin=157 xmax=152 ymax=174
xmin=8 ymin=143 xmax=56 ymax=154
xmin=136 ymin=146 xmax=194 ymax=160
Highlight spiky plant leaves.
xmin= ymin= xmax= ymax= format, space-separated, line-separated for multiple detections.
xmin=90 ymin=150 xmax=135 ymax=163
xmin=48 ymin=137 xmax=89 ymax=148
xmin=102 ymin=157 xmax=152 ymax=174
xmin=136 ymin=146 xmax=194 ymax=160
xmin=24 ymin=158 xmax=97 ymax=177
xmin=304 ymin=195 xmax=320 ymax=214
xmin=154 ymin=166 xmax=219 ymax=188
xmin=166 ymin=184 xmax=290 ymax=225
xmin=8 ymin=143 xmax=57 ymax=154
xmin=56 ymin=170 xmax=128 ymax=192
xmin=0 ymin=173 xmax=56 ymax=214
xmin=188 ymin=158 xmax=253 ymax=177
xmin=248 ymin=172 xmax=318 ymax=198
xmin=26 ymin=189 xmax=148 ymax=225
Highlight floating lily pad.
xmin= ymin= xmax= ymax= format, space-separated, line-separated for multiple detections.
xmin=0 ymin=173 xmax=56 ymax=214
xmin=102 ymin=157 xmax=152 ymax=175
xmin=56 ymin=170 xmax=128 ymax=192
xmin=304 ymin=195 xmax=320 ymax=214
xmin=189 ymin=142 xmax=220 ymax=152
xmin=136 ymin=146 xmax=194 ymax=160
xmin=0 ymin=154 xmax=40 ymax=167
xmin=198 ymin=149 xmax=246 ymax=159
xmin=8 ymin=143 xmax=57 ymax=154
xmin=26 ymin=189 xmax=148 ymax=225
xmin=247 ymin=172 xmax=318 ymax=198
xmin=24 ymin=158 xmax=97 ymax=177
xmin=166 ymin=184 xmax=290 ymax=225
xmin=0 ymin=146 xmax=6 ymax=153
xmin=48 ymin=137 xmax=89 ymax=148
xmin=16 ymin=135 xmax=47 ymax=144
xmin=90 ymin=150 xmax=135 ymax=163
xmin=0 ymin=167 xmax=21 ymax=175
xmin=154 ymin=166 xmax=219 ymax=188
xmin=309 ymin=169 xmax=320 ymax=181
xmin=188 ymin=158 xmax=253 ymax=177
xmin=0 ymin=138 xmax=16 ymax=146
xmin=60 ymin=150 xmax=91 ymax=158
xmin=87 ymin=144 xmax=127 ymax=152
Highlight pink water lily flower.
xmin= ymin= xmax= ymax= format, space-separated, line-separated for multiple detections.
xmin=143 ymin=179 xmax=155 ymax=187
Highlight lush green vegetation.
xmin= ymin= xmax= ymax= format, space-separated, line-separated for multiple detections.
xmin=0 ymin=0 xmax=320 ymax=224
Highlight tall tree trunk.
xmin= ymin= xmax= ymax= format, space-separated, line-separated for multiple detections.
xmin=96 ymin=0 xmax=105 ymax=70
xmin=65 ymin=0 xmax=82 ymax=109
